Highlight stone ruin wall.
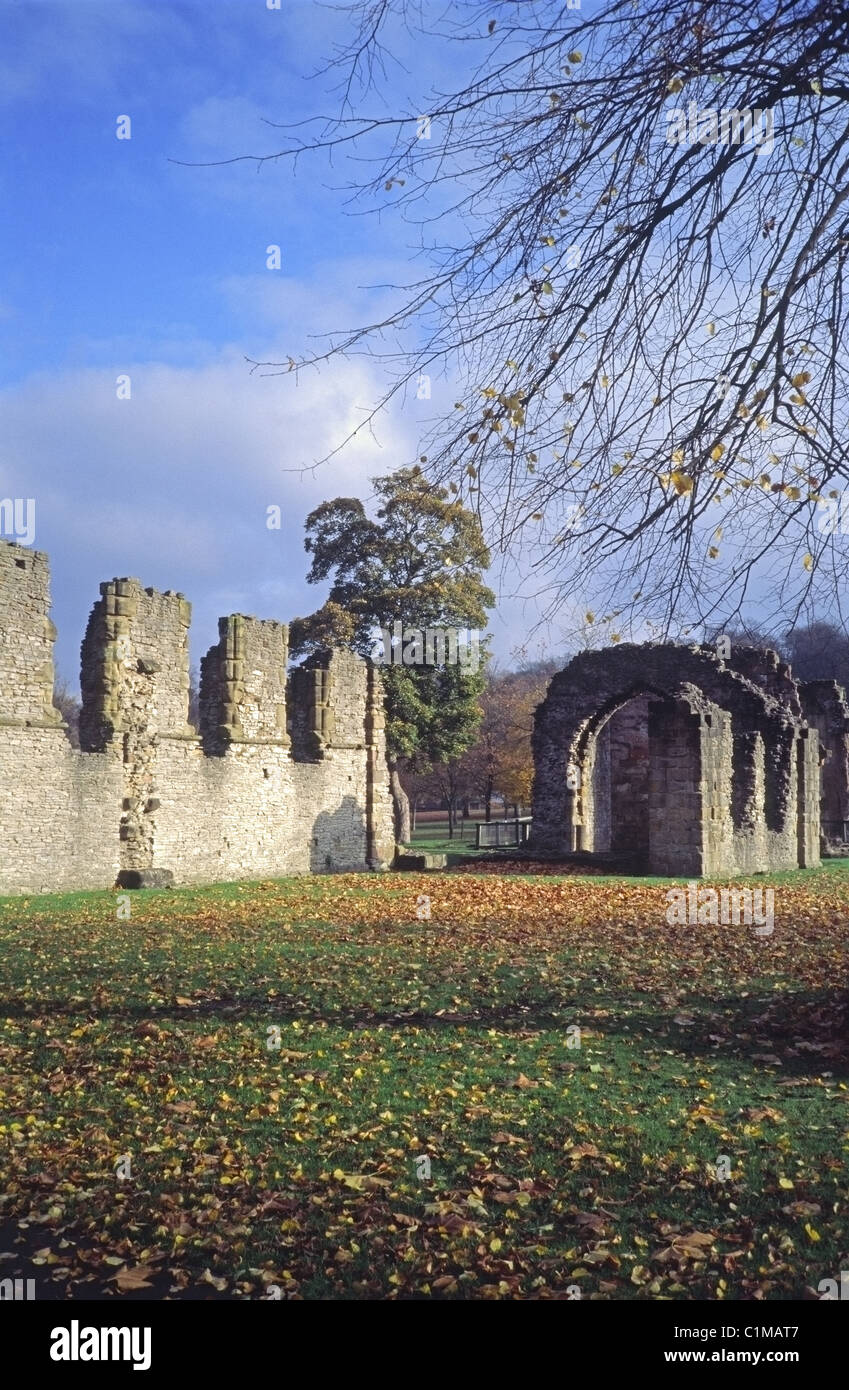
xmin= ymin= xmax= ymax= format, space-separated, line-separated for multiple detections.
xmin=531 ymin=642 xmax=848 ymax=877
xmin=0 ymin=541 xmax=395 ymax=896
xmin=590 ymin=695 xmax=651 ymax=855
xmin=798 ymin=680 xmax=849 ymax=832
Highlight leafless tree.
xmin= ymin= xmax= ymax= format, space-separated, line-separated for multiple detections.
xmin=53 ymin=676 xmax=81 ymax=748
xmin=190 ymin=0 xmax=849 ymax=641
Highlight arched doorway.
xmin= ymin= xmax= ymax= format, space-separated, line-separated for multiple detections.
xmin=589 ymin=694 xmax=651 ymax=857
xmin=530 ymin=643 xmax=814 ymax=876
xmin=574 ymin=691 xmax=703 ymax=872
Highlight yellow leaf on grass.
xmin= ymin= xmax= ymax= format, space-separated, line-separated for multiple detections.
xmin=113 ymin=1265 xmax=156 ymax=1292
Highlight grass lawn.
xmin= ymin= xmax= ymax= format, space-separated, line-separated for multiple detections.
xmin=406 ymin=820 xmax=533 ymax=859
xmin=0 ymin=864 xmax=847 ymax=1300
xmin=405 ymin=834 xmax=492 ymax=860
xmin=406 ymin=825 xmax=490 ymax=857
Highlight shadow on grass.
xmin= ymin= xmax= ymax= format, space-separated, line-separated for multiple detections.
xmin=7 ymin=986 xmax=848 ymax=1074
xmin=597 ymin=989 xmax=849 ymax=1077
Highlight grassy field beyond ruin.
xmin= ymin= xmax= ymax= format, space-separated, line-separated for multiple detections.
xmin=0 ymin=865 xmax=847 ymax=1300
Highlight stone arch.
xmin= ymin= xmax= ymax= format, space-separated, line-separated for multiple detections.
xmin=580 ymin=688 xmax=666 ymax=862
xmin=530 ymin=643 xmax=804 ymax=876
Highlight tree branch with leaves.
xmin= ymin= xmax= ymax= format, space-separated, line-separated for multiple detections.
xmin=192 ymin=0 xmax=849 ymax=641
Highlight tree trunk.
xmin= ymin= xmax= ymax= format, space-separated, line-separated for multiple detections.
xmin=447 ymin=799 xmax=456 ymax=838
xmin=411 ymin=796 xmax=418 ymax=835
xmin=389 ymin=762 xmax=411 ymax=844
xmin=485 ymin=779 xmax=493 ymax=823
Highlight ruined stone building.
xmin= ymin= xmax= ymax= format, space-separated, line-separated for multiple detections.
xmin=530 ymin=642 xmax=849 ymax=876
xmin=0 ymin=541 xmax=395 ymax=895
xmin=5 ymin=539 xmax=848 ymax=894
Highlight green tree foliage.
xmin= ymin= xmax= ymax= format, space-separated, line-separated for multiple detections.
xmin=289 ymin=467 xmax=495 ymax=839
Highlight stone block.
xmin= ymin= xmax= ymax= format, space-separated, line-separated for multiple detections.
xmin=394 ymin=851 xmax=447 ymax=871
xmin=116 ymin=868 xmax=175 ymax=889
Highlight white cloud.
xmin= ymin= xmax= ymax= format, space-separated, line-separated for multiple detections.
xmin=0 ymin=1 xmax=192 ymax=109
xmin=0 ymin=345 xmax=416 ymax=682
xmin=178 ymin=96 xmax=282 ymax=158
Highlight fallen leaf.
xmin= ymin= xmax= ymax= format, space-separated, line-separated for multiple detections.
xmin=113 ymin=1264 xmax=157 ymax=1292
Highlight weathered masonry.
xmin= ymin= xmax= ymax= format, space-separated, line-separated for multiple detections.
xmin=530 ymin=642 xmax=849 ymax=876
xmin=0 ymin=541 xmax=395 ymax=895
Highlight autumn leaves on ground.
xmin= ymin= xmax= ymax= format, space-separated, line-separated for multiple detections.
xmin=0 ymin=866 xmax=847 ymax=1301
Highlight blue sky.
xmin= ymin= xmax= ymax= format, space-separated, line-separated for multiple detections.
xmin=1 ymin=0 xmax=554 ymax=687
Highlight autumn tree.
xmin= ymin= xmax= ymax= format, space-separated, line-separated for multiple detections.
xmin=462 ymin=661 xmax=560 ymax=815
xmin=210 ymin=0 xmax=849 ymax=645
xmin=455 ymin=673 xmax=507 ymax=822
xmin=422 ymin=749 xmax=479 ymax=839
xmin=289 ymin=466 xmax=493 ymax=840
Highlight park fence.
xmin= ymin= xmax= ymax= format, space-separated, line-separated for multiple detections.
xmin=474 ymin=817 xmax=532 ymax=849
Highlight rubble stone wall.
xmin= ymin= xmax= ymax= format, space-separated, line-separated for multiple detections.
xmin=0 ymin=541 xmax=395 ymax=896
xmin=530 ymin=642 xmax=843 ymax=876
